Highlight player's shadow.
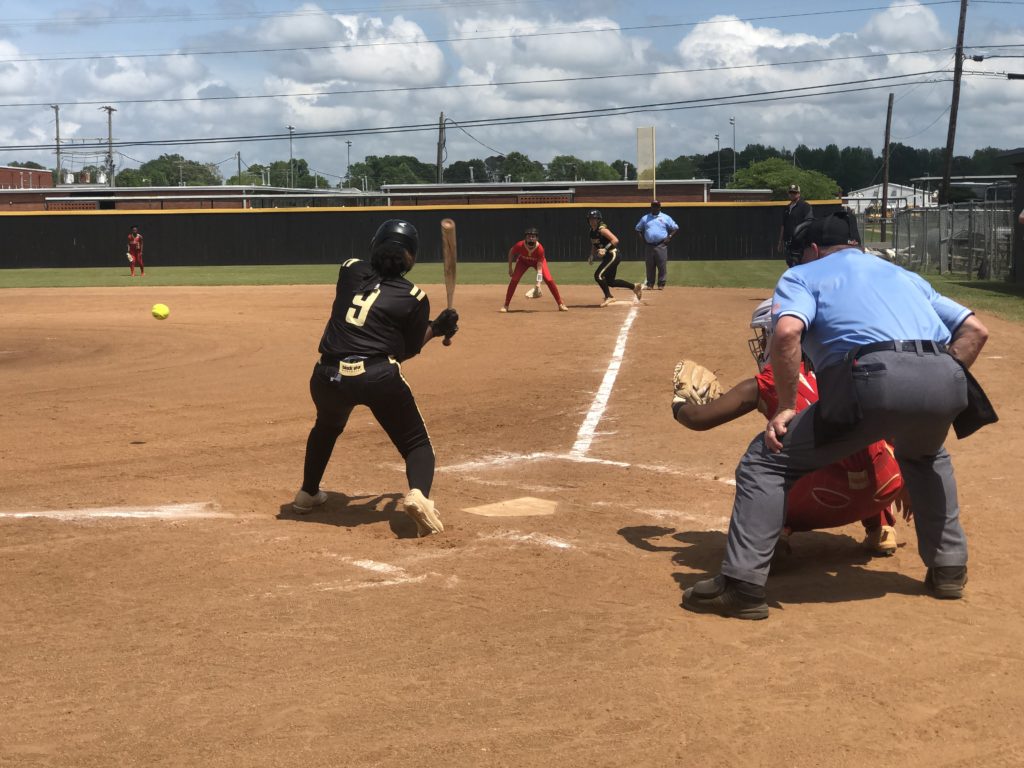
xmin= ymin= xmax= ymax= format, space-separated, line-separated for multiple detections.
xmin=618 ymin=524 xmax=924 ymax=607
xmin=277 ymin=492 xmax=419 ymax=538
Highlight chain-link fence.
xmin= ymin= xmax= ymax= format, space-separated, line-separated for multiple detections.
xmin=889 ymin=203 xmax=1015 ymax=280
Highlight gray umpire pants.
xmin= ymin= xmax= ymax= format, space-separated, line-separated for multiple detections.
xmin=721 ymin=348 xmax=970 ymax=586
xmin=643 ymin=242 xmax=669 ymax=287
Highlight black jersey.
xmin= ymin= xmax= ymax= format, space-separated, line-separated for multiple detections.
xmin=590 ymin=223 xmax=615 ymax=250
xmin=782 ymin=199 xmax=813 ymax=241
xmin=318 ymin=258 xmax=431 ymax=362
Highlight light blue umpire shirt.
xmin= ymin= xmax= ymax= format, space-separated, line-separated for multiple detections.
xmin=635 ymin=211 xmax=679 ymax=243
xmin=772 ymin=248 xmax=973 ymax=370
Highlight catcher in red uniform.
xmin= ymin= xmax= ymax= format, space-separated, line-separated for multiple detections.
xmin=500 ymin=227 xmax=568 ymax=313
xmin=671 ymin=299 xmax=907 ymax=556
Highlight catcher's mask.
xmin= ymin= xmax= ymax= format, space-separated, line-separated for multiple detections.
xmin=748 ymin=298 xmax=774 ymax=371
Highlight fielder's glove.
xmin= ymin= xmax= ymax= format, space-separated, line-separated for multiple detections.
xmin=431 ymin=308 xmax=459 ymax=339
xmin=672 ymin=360 xmax=724 ymax=406
xmin=126 ymin=252 xmax=134 ymax=263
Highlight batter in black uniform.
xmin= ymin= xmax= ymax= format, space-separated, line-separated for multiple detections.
xmin=293 ymin=219 xmax=459 ymax=537
xmin=587 ymin=209 xmax=643 ymax=307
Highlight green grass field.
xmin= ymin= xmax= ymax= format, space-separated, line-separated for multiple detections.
xmin=3 ymin=260 xmax=1022 ymax=322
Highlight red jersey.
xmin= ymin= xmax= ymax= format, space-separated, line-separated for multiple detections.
xmin=510 ymin=240 xmax=544 ymax=265
xmin=128 ymin=232 xmax=143 ymax=255
xmin=756 ymin=363 xmax=904 ymax=530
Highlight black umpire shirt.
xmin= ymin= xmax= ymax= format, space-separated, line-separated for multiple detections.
xmin=782 ymin=198 xmax=813 ymax=243
xmin=318 ymin=258 xmax=431 ymax=363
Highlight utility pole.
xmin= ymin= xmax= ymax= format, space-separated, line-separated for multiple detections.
xmin=939 ymin=0 xmax=969 ymax=206
xmin=286 ymin=125 xmax=295 ymax=187
xmin=236 ymin=151 xmax=242 ymax=185
xmin=436 ymin=112 xmax=445 ymax=184
xmin=345 ymin=139 xmax=352 ymax=185
xmin=100 ymin=106 xmax=116 ymax=187
xmin=881 ymin=92 xmax=894 ymax=242
xmin=51 ymin=104 xmax=61 ymax=185
xmin=730 ymin=116 xmax=736 ymax=182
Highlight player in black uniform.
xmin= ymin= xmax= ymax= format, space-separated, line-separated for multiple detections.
xmin=293 ymin=219 xmax=459 ymax=537
xmin=587 ymin=210 xmax=643 ymax=307
xmin=778 ymin=184 xmax=813 ymax=267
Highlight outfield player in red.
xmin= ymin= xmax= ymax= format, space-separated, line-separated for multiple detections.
xmin=673 ymin=299 xmax=906 ymax=556
xmin=500 ymin=227 xmax=568 ymax=312
xmin=127 ymin=225 xmax=144 ymax=277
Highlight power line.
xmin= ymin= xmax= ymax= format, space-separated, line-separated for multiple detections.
xmin=444 ymin=117 xmax=506 ymax=157
xmin=893 ymin=106 xmax=952 ymax=140
xmin=0 ymin=72 xmax=948 ymax=154
xmin=0 ymin=2 xmax=960 ymax=65
xmin=0 ymin=45 xmax=966 ymax=110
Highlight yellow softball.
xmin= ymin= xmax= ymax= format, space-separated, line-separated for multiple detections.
xmin=151 ymin=303 xmax=170 ymax=320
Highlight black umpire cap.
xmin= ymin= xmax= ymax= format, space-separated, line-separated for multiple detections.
xmin=791 ymin=211 xmax=860 ymax=251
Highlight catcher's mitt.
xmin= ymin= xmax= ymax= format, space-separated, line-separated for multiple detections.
xmin=672 ymin=360 xmax=724 ymax=405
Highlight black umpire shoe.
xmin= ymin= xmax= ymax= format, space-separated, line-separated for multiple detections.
xmin=925 ymin=566 xmax=968 ymax=599
xmin=682 ymin=574 xmax=769 ymax=620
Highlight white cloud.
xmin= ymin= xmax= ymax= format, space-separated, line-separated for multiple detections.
xmin=0 ymin=1 xmax=1020 ymax=174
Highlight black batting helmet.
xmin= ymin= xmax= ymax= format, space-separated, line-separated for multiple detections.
xmin=586 ymin=209 xmax=601 ymax=219
xmin=370 ymin=219 xmax=418 ymax=257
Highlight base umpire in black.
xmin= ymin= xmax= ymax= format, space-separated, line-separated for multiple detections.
xmin=294 ymin=219 xmax=459 ymax=536
xmin=778 ymin=184 xmax=813 ymax=267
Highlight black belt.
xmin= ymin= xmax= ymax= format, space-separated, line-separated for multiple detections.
xmin=319 ymin=354 xmax=390 ymax=366
xmin=852 ymin=340 xmax=948 ymax=359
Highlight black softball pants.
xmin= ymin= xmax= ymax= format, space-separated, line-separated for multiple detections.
xmin=593 ymin=248 xmax=635 ymax=298
xmin=301 ymin=358 xmax=435 ymax=496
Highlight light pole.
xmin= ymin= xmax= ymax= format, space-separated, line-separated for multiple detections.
xmin=623 ymin=161 xmax=630 ymax=180
xmin=286 ymin=125 xmax=295 ymax=187
xmin=345 ymin=139 xmax=352 ymax=186
xmin=714 ymin=134 xmax=721 ymax=188
xmin=729 ymin=116 xmax=736 ymax=182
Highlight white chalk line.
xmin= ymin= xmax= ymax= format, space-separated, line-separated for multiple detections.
xmin=0 ymin=502 xmax=229 ymax=520
xmin=301 ymin=537 xmax=574 ymax=594
xmin=570 ymin=302 xmax=640 ymax=459
xmin=479 ymin=531 xmax=574 ymax=549
xmin=638 ymin=508 xmax=732 ymax=530
xmin=442 ymin=451 xmax=735 ymax=486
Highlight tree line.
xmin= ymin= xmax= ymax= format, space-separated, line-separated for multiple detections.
xmin=20 ymin=143 xmax=1014 ymax=200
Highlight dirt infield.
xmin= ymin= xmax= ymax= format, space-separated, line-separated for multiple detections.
xmin=2 ymin=282 xmax=1022 ymax=768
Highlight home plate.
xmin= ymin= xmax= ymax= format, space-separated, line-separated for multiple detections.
xmin=464 ymin=497 xmax=556 ymax=517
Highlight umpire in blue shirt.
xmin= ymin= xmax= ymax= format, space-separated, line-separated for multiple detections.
xmin=635 ymin=200 xmax=678 ymax=289
xmin=683 ymin=210 xmax=990 ymax=620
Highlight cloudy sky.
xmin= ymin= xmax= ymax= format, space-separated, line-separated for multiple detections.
xmin=1 ymin=0 xmax=1022 ymax=183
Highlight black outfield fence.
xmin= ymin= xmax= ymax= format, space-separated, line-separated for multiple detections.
xmin=0 ymin=202 xmax=841 ymax=269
